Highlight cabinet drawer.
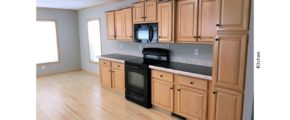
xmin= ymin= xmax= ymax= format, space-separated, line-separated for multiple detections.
xmin=99 ymin=59 xmax=111 ymax=67
xmin=111 ymin=62 xmax=124 ymax=70
xmin=175 ymin=75 xmax=208 ymax=91
xmin=152 ymin=70 xmax=173 ymax=83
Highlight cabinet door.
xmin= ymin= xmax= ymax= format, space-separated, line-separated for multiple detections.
xmin=100 ymin=66 xmax=112 ymax=88
xmin=213 ymin=88 xmax=243 ymax=120
xmin=176 ymin=0 xmax=199 ymax=42
xmin=123 ymin=8 xmax=133 ymax=40
xmin=175 ymin=85 xmax=207 ymax=120
xmin=133 ymin=2 xmax=144 ymax=23
xmin=216 ymin=0 xmax=250 ymax=31
xmin=213 ymin=33 xmax=248 ymax=92
xmin=144 ymin=1 xmax=157 ymax=22
xmin=152 ymin=79 xmax=174 ymax=112
xmin=158 ymin=1 xmax=172 ymax=42
xmin=114 ymin=10 xmax=125 ymax=40
xmin=112 ymin=69 xmax=125 ymax=93
xmin=198 ymin=0 xmax=218 ymax=42
xmin=106 ymin=12 xmax=115 ymax=39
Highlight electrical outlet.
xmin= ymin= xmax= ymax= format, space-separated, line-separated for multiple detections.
xmin=41 ymin=65 xmax=45 ymax=70
xmin=120 ymin=44 xmax=123 ymax=49
xmin=194 ymin=49 xmax=199 ymax=55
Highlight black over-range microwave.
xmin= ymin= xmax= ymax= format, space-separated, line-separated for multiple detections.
xmin=134 ymin=23 xmax=158 ymax=43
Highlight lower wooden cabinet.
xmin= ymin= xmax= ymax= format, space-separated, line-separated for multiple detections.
xmin=100 ymin=65 xmax=112 ymax=88
xmin=175 ymin=85 xmax=207 ymax=120
xmin=112 ymin=68 xmax=125 ymax=93
xmin=99 ymin=59 xmax=125 ymax=94
xmin=211 ymin=88 xmax=243 ymax=120
xmin=152 ymin=78 xmax=174 ymax=111
xmin=151 ymin=70 xmax=208 ymax=120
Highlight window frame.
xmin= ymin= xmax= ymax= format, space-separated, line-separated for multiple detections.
xmin=36 ymin=19 xmax=61 ymax=65
xmin=87 ymin=18 xmax=103 ymax=64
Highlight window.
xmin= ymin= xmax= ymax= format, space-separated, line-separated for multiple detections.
xmin=87 ymin=19 xmax=102 ymax=62
xmin=36 ymin=20 xmax=59 ymax=64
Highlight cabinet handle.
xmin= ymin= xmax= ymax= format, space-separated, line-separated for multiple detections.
xmin=170 ymin=87 xmax=173 ymax=90
xmin=190 ymin=82 xmax=194 ymax=84
xmin=215 ymin=38 xmax=220 ymax=41
xmin=177 ymin=89 xmax=180 ymax=91
xmin=160 ymin=75 xmax=163 ymax=77
xmin=117 ymin=65 xmax=120 ymax=67
xmin=216 ymin=24 xmax=221 ymax=27
xmin=213 ymin=91 xmax=217 ymax=94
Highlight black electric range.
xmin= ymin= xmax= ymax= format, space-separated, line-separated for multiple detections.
xmin=125 ymin=48 xmax=170 ymax=108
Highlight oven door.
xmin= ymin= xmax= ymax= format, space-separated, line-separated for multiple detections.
xmin=125 ymin=64 xmax=150 ymax=96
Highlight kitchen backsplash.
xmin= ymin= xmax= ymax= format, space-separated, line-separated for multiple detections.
xmin=113 ymin=41 xmax=213 ymax=67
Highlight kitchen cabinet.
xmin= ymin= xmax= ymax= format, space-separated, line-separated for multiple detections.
xmin=151 ymin=70 xmax=208 ymax=120
xmin=144 ymin=1 xmax=157 ymax=22
xmin=99 ymin=59 xmax=125 ymax=94
xmin=175 ymin=85 xmax=207 ymax=120
xmin=176 ymin=0 xmax=217 ymax=43
xmin=158 ymin=1 xmax=173 ymax=42
xmin=133 ymin=1 xmax=156 ymax=23
xmin=213 ymin=33 xmax=248 ymax=92
xmin=198 ymin=0 xmax=218 ymax=42
xmin=106 ymin=8 xmax=133 ymax=40
xmin=99 ymin=59 xmax=112 ymax=88
xmin=106 ymin=11 xmax=115 ymax=39
xmin=115 ymin=10 xmax=125 ymax=40
xmin=176 ymin=0 xmax=198 ymax=43
xmin=123 ymin=8 xmax=133 ymax=40
xmin=216 ymin=0 xmax=250 ymax=32
xmin=152 ymin=78 xmax=174 ymax=111
xmin=112 ymin=68 xmax=125 ymax=93
xmin=211 ymin=88 xmax=243 ymax=120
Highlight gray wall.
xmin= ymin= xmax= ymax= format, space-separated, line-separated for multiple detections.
xmin=37 ymin=8 xmax=81 ymax=76
xmin=78 ymin=0 xmax=213 ymax=73
xmin=243 ymin=0 xmax=254 ymax=119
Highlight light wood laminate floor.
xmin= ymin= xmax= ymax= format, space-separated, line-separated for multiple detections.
xmin=37 ymin=71 xmax=179 ymax=120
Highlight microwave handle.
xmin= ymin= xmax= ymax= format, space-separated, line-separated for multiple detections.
xmin=148 ymin=25 xmax=153 ymax=42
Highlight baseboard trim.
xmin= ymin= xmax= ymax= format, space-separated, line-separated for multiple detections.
xmin=37 ymin=69 xmax=81 ymax=77
xmin=81 ymin=69 xmax=99 ymax=76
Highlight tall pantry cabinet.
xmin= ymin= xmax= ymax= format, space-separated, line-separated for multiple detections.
xmin=209 ymin=0 xmax=251 ymax=120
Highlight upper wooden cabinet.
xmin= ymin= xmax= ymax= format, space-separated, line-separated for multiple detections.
xmin=212 ymin=88 xmax=243 ymax=120
xmin=115 ymin=10 xmax=125 ymax=40
xmin=198 ymin=0 xmax=218 ymax=42
xmin=158 ymin=1 xmax=173 ymax=43
xmin=133 ymin=1 xmax=157 ymax=23
xmin=144 ymin=1 xmax=157 ymax=22
xmin=123 ymin=8 xmax=133 ymax=40
xmin=106 ymin=11 xmax=115 ymax=39
xmin=106 ymin=8 xmax=133 ymax=40
xmin=176 ymin=0 xmax=198 ymax=43
xmin=213 ymin=33 xmax=248 ymax=92
xmin=133 ymin=2 xmax=144 ymax=23
xmin=216 ymin=0 xmax=250 ymax=32
xmin=176 ymin=0 xmax=217 ymax=43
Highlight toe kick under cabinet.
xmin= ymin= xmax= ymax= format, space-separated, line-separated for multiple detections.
xmin=99 ymin=59 xmax=125 ymax=94
xmin=151 ymin=69 xmax=209 ymax=120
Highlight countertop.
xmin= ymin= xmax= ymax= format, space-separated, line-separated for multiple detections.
xmin=99 ymin=54 xmax=212 ymax=80
xmin=100 ymin=54 xmax=142 ymax=63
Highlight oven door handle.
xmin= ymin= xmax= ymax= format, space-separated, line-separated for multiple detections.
xmin=126 ymin=65 xmax=144 ymax=69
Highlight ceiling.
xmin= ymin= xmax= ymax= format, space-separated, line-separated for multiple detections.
xmin=36 ymin=0 xmax=119 ymax=10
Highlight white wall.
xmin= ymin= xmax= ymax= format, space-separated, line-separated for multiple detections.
xmin=36 ymin=8 xmax=81 ymax=76
xmin=243 ymin=0 xmax=254 ymax=119
xmin=78 ymin=0 xmax=213 ymax=73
